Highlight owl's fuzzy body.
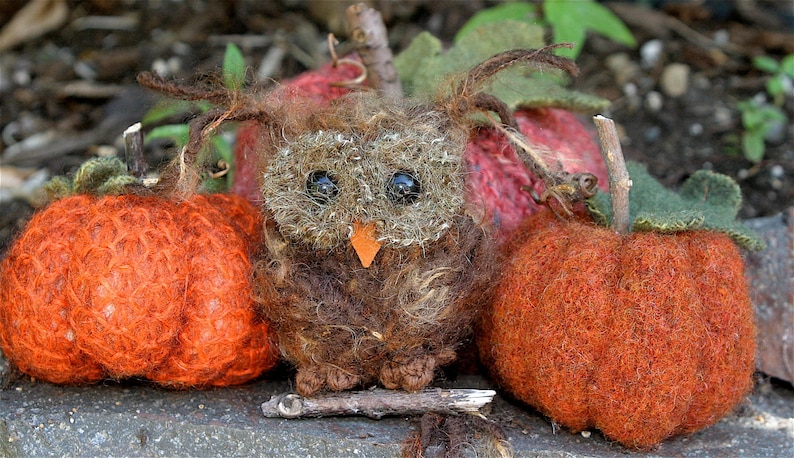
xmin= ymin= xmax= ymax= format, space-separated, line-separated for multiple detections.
xmin=258 ymin=215 xmax=493 ymax=395
xmin=255 ymin=92 xmax=497 ymax=396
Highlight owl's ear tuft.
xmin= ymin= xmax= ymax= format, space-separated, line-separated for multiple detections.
xmin=443 ymin=45 xmax=578 ymax=129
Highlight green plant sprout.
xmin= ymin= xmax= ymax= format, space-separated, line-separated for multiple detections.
xmin=141 ymin=43 xmax=246 ymax=191
xmin=455 ymin=0 xmax=636 ymax=59
xmin=736 ymin=53 xmax=793 ymax=163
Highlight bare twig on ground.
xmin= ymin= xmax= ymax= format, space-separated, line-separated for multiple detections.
xmin=261 ymin=388 xmax=496 ymax=419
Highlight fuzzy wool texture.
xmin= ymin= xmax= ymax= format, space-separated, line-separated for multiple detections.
xmin=250 ymin=90 xmax=498 ymax=396
xmin=0 ymin=193 xmax=278 ymax=388
xmin=262 ymin=95 xmax=467 ymax=251
xmin=257 ymin=214 xmax=495 ymax=396
xmin=477 ymin=210 xmax=757 ymax=449
xmin=466 ymin=107 xmax=608 ymax=237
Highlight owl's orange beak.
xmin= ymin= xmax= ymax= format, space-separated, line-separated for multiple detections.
xmin=350 ymin=221 xmax=382 ymax=268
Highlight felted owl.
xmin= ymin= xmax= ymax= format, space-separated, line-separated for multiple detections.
xmin=254 ymin=92 xmax=497 ymax=396
xmin=138 ymin=47 xmax=589 ymax=397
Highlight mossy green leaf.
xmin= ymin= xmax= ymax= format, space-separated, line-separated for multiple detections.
xmin=586 ymin=161 xmax=764 ymax=251
xmin=44 ymin=157 xmax=139 ymax=200
xmin=72 ymin=157 xmax=131 ymax=194
xmin=394 ymin=20 xmax=609 ymax=112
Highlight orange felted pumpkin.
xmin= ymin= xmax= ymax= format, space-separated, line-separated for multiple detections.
xmin=0 ymin=159 xmax=278 ymax=388
xmin=478 ymin=120 xmax=764 ymax=448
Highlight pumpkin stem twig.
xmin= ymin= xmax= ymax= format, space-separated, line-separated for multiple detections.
xmin=593 ymin=115 xmax=632 ymax=235
xmin=123 ymin=122 xmax=147 ymax=179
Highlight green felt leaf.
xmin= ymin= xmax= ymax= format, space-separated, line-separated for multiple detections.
xmin=394 ymin=20 xmax=609 ymax=112
xmin=72 ymin=157 xmax=131 ymax=194
xmin=45 ymin=157 xmax=138 ymax=199
xmin=586 ymin=162 xmax=765 ymax=251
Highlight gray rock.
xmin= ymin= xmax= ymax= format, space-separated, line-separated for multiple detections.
xmin=0 ymin=350 xmax=9 ymax=387
xmin=660 ymin=63 xmax=690 ymax=98
xmin=1 ymin=375 xmax=791 ymax=457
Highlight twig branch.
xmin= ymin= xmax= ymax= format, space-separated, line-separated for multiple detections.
xmin=344 ymin=3 xmax=402 ymax=99
xmin=593 ymin=115 xmax=632 ymax=235
xmin=123 ymin=122 xmax=147 ymax=179
xmin=261 ymin=388 xmax=496 ymax=420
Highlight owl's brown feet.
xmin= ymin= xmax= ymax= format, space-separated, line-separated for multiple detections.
xmin=325 ymin=366 xmax=360 ymax=392
xmin=295 ymin=365 xmax=361 ymax=397
xmin=296 ymin=367 xmax=325 ymax=397
xmin=379 ymin=355 xmax=437 ymax=392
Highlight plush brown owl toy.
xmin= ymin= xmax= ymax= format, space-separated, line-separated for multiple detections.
xmin=255 ymin=92 xmax=497 ymax=396
xmin=139 ymin=47 xmax=588 ymax=397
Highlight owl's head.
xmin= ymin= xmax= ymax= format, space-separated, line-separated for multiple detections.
xmin=262 ymin=94 xmax=468 ymax=266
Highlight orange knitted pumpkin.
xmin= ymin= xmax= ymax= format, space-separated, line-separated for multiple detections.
xmin=478 ymin=131 xmax=763 ymax=448
xmin=0 ymin=191 xmax=278 ymax=388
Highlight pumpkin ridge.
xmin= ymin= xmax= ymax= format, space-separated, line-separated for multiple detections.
xmin=590 ymin=232 xmax=702 ymax=448
xmin=554 ymin=220 xmax=621 ymax=432
xmin=676 ymin=232 xmax=756 ymax=433
xmin=482 ymin=211 xmax=572 ymax=414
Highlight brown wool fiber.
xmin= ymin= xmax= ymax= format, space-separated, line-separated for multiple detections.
xmin=477 ymin=210 xmax=756 ymax=449
xmin=0 ymin=193 xmax=278 ymax=388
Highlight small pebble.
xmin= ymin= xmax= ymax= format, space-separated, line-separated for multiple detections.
xmin=581 ymin=431 xmax=592 ymax=438
xmin=660 ymin=63 xmax=690 ymax=98
xmin=623 ymin=82 xmax=638 ymax=97
xmin=770 ymin=165 xmax=785 ymax=179
xmin=12 ymin=68 xmax=31 ymax=86
xmin=764 ymin=118 xmax=787 ymax=145
xmin=151 ymin=57 xmax=182 ymax=77
xmin=713 ymin=106 xmax=732 ymax=125
xmin=645 ymin=91 xmax=664 ymax=112
xmin=713 ymin=29 xmax=730 ymax=46
xmin=689 ymin=123 xmax=703 ymax=136
xmin=640 ymin=39 xmax=664 ymax=68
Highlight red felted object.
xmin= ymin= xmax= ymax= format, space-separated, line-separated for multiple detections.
xmin=465 ymin=107 xmax=608 ymax=237
xmin=478 ymin=209 xmax=757 ymax=448
xmin=0 ymin=193 xmax=278 ymax=388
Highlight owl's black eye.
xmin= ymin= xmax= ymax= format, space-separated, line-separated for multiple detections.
xmin=387 ymin=171 xmax=421 ymax=204
xmin=307 ymin=171 xmax=339 ymax=202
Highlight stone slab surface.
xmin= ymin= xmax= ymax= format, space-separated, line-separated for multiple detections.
xmin=1 ymin=375 xmax=792 ymax=457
